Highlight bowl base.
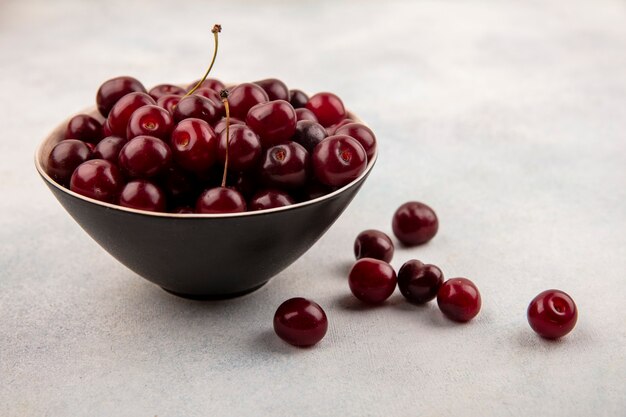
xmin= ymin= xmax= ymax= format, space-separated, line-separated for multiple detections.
xmin=161 ymin=281 xmax=268 ymax=300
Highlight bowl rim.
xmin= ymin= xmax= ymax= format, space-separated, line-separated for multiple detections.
xmin=35 ymin=106 xmax=378 ymax=219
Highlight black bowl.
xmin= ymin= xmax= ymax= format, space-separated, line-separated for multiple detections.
xmin=35 ymin=107 xmax=377 ymax=299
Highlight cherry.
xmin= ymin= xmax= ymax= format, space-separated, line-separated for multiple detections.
xmin=193 ymin=88 xmax=225 ymax=114
xmin=354 ymin=229 xmax=394 ymax=263
xmin=397 ymin=260 xmax=443 ymax=304
xmin=126 ymin=105 xmax=174 ymax=140
xmin=274 ymin=297 xmax=328 ymax=347
xmin=187 ymin=78 xmax=225 ymax=92
xmin=261 ymin=142 xmax=310 ymax=189
xmin=102 ymin=119 xmax=113 ymax=137
xmin=305 ymin=92 xmax=346 ymax=127
xmin=70 ymin=159 xmax=123 ymax=203
xmin=196 ymin=187 xmax=246 ymax=213
xmin=92 ymin=136 xmax=126 ymax=163
xmin=246 ymin=100 xmax=297 ymax=147
xmin=173 ymin=95 xmax=220 ymax=125
xmin=312 ymin=135 xmax=367 ymax=187
xmin=148 ymin=84 xmax=186 ymax=100
xmin=228 ymin=83 xmax=269 ymax=119
xmin=295 ymin=108 xmax=319 ymax=122
xmin=46 ymin=139 xmax=91 ymax=185
xmin=292 ymin=120 xmax=327 ymax=153
xmin=335 ymin=122 xmax=377 ymax=160
xmin=170 ymin=118 xmax=218 ymax=174
xmin=156 ymin=94 xmax=182 ymax=115
xmin=437 ymin=278 xmax=481 ymax=322
xmin=254 ymin=78 xmax=289 ymax=101
xmin=326 ymin=118 xmax=354 ymax=135
xmin=289 ymin=89 xmax=309 ymax=109
xmin=392 ymin=201 xmax=439 ymax=246
xmin=249 ymin=189 xmax=295 ymax=211
xmin=107 ymin=92 xmax=156 ymax=138
xmin=217 ymin=124 xmax=261 ymax=172
xmin=119 ymin=180 xmax=166 ymax=212
xmin=527 ymin=290 xmax=577 ymax=339
xmin=65 ymin=114 xmax=104 ymax=143
xmin=213 ymin=117 xmax=244 ymax=135
xmin=348 ymin=258 xmax=397 ymax=304
xmin=118 ymin=135 xmax=172 ymax=178
xmin=96 ymin=76 xmax=147 ymax=117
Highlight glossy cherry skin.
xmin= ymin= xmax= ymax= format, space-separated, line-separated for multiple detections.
xmin=193 ymin=88 xmax=225 ymax=114
xmin=170 ymin=118 xmax=218 ymax=174
xmin=392 ymin=201 xmax=439 ymax=246
xmin=213 ymin=117 xmax=244 ymax=135
xmin=47 ymin=139 xmax=92 ymax=185
xmin=102 ymin=119 xmax=113 ymax=137
xmin=292 ymin=120 xmax=327 ymax=153
xmin=354 ymin=229 xmax=394 ymax=263
xmin=196 ymin=187 xmax=247 ymax=214
xmin=148 ymin=84 xmax=186 ymax=100
xmin=92 ymin=136 xmax=126 ymax=163
xmin=326 ymin=118 xmax=354 ymax=136
xmin=70 ymin=159 xmax=123 ymax=203
xmin=246 ymin=100 xmax=297 ymax=147
xmin=187 ymin=78 xmax=225 ymax=92
xmin=249 ymin=189 xmax=295 ymax=211
xmin=173 ymin=95 xmax=220 ymax=125
xmin=295 ymin=108 xmax=319 ymax=122
xmin=349 ymin=258 xmax=397 ymax=304
xmin=289 ymin=89 xmax=309 ymax=109
xmin=65 ymin=114 xmax=104 ymax=144
xmin=274 ymin=297 xmax=328 ymax=347
xmin=228 ymin=83 xmax=269 ymax=119
xmin=261 ymin=142 xmax=310 ymax=189
xmin=437 ymin=278 xmax=481 ymax=322
xmin=96 ymin=76 xmax=147 ymax=117
xmin=126 ymin=105 xmax=174 ymax=140
xmin=398 ymin=260 xmax=444 ymax=304
xmin=527 ymin=290 xmax=577 ymax=339
xmin=156 ymin=94 xmax=182 ymax=115
xmin=107 ymin=92 xmax=156 ymax=138
xmin=254 ymin=78 xmax=289 ymax=101
xmin=335 ymin=122 xmax=377 ymax=160
xmin=312 ymin=135 xmax=367 ymax=187
xmin=217 ymin=124 xmax=262 ymax=172
xmin=306 ymin=92 xmax=346 ymax=127
xmin=119 ymin=180 xmax=166 ymax=212
xmin=118 ymin=135 xmax=172 ymax=179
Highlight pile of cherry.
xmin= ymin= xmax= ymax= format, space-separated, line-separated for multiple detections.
xmin=274 ymin=202 xmax=579 ymax=347
xmin=46 ymin=76 xmax=375 ymax=213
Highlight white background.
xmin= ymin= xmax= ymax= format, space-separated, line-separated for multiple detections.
xmin=1 ymin=0 xmax=625 ymax=415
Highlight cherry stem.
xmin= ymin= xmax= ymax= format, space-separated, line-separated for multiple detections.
xmin=220 ymin=89 xmax=230 ymax=188
xmin=184 ymin=24 xmax=222 ymax=98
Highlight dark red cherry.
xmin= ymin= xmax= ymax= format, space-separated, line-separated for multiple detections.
xmin=193 ymin=88 xmax=225 ymax=114
xmin=173 ymin=95 xmax=220 ymax=125
xmin=102 ymin=119 xmax=113 ymax=137
xmin=254 ymin=78 xmax=289 ymax=101
xmin=437 ymin=278 xmax=481 ymax=322
xmin=107 ymin=92 xmax=156 ymax=138
xmin=187 ymin=78 xmax=225 ymax=92
xmin=148 ymin=84 xmax=186 ymax=100
xmin=46 ymin=139 xmax=91 ymax=185
xmin=126 ymin=105 xmax=174 ymax=140
xmin=312 ymin=135 xmax=367 ymax=187
xmin=289 ymin=89 xmax=309 ymax=109
xmin=527 ymin=290 xmax=577 ymax=339
xmin=118 ymin=135 xmax=172 ymax=178
xmin=92 ymin=136 xmax=126 ymax=163
xmin=70 ymin=159 xmax=123 ymax=203
xmin=335 ymin=122 xmax=377 ymax=160
xmin=196 ymin=187 xmax=247 ymax=214
xmin=292 ymin=120 xmax=327 ymax=153
xmin=261 ymin=142 xmax=310 ymax=189
xmin=273 ymin=297 xmax=328 ymax=347
xmin=65 ymin=114 xmax=104 ymax=143
xmin=354 ymin=229 xmax=394 ymax=263
xmin=156 ymin=94 xmax=182 ymax=115
xmin=246 ymin=100 xmax=297 ymax=147
xmin=119 ymin=180 xmax=166 ymax=212
xmin=326 ymin=118 xmax=354 ymax=135
xmin=295 ymin=108 xmax=319 ymax=122
xmin=306 ymin=92 xmax=346 ymax=127
xmin=249 ymin=189 xmax=295 ymax=211
xmin=217 ymin=124 xmax=262 ymax=172
xmin=392 ymin=201 xmax=439 ymax=246
xmin=348 ymin=258 xmax=397 ymax=304
xmin=398 ymin=260 xmax=444 ymax=304
xmin=228 ymin=83 xmax=269 ymax=119
xmin=96 ymin=76 xmax=147 ymax=117
xmin=213 ymin=117 xmax=244 ymax=135
xmin=170 ymin=118 xmax=218 ymax=174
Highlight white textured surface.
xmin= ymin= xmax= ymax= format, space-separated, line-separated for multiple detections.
xmin=1 ymin=0 xmax=625 ymax=415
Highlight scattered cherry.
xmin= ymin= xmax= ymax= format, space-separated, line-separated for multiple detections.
xmin=392 ymin=201 xmax=439 ymax=246
xmin=312 ymin=135 xmax=367 ymax=187
xmin=96 ymin=76 xmax=147 ymax=117
xmin=249 ymin=189 xmax=295 ymax=210
xmin=46 ymin=139 xmax=92 ymax=185
xmin=306 ymin=92 xmax=346 ymax=127
xmin=118 ymin=135 xmax=172 ymax=178
xmin=335 ymin=122 xmax=377 ymax=160
xmin=217 ymin=124 xmax=261 ymax=172
xmin=397 ymin=260 xmax=443 ymax=304
xmin=354 ymin=229 xmax=394 ymax=263
xmin=107 ymin=92 xmax=156 ymax=138
xmin=274 ymin=297 xmax=328 ymax=347
xmin=228 ymin=83 xmax=269 ymax=119
xmin=246 ymin=100 xmax=297 ymax=147
xmin=196 ymin=187 xmax=246 ymax=214
xmin=289 ymin=89 xmax=309 ymax=108
xmin=65 ymin=114 xmax=103 ymax=143
xmin=437 ymin=278 xmax=481 ymax=322
xmin=527 ymin=290 xmax=577 ymax=339
xmin=127 ymin=105 xmax=174 ymax=140
xmin=349 ymin=258 xmax=397 ymax=304
xmin=119 ymin=180 xmax=166 ymax=212
xmin=261 ymin=142 xmax=310 ymax=189
xmin=92 ymin=136 xmax=126 ymax=163
xmin=148 ymin=84 xmax=186 ymax=100
xmin=254 ymin=78 xmax=289 ymax=101
xmin=292 ymin=120 xmax=327 ymax=153
xmin=70 ymin=159 xmax=123 ymax=203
